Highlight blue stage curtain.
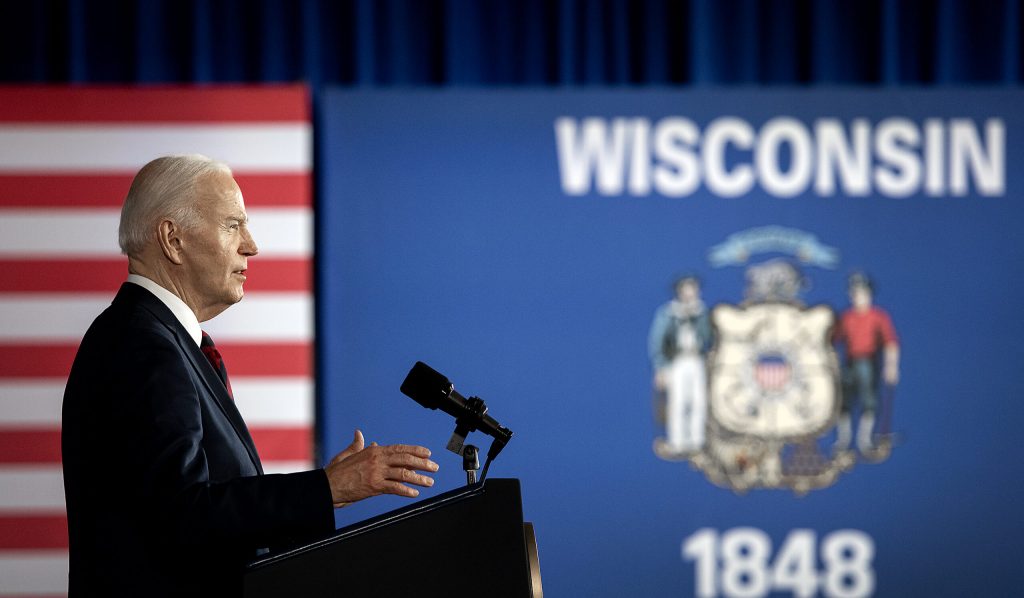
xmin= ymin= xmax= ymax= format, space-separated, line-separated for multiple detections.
xmin=0 ymin=0 xmax=1019 ymax=85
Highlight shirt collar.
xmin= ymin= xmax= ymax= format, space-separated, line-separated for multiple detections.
xmin=126 ymin=274 xmax=203 ymax=347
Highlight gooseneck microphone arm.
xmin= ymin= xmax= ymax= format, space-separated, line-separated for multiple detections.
xmin=400 ymin=361 xmax=514 ymax=479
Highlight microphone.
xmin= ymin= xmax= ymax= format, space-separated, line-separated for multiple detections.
xmin=400 ymin=361 xmax=513 ymax=458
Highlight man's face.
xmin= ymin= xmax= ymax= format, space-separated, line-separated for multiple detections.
xmin=181 ymin=171 xmax=258 ymax=320
xmin=850 ymin=285 xmax=872 ymax=310
xmin=676 ymin=280 xmax=699 ymax=303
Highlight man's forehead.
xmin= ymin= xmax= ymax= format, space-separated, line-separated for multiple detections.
xmin=197 ymin=169 xmax=240 ymax=194
xmin=196 ymin=171 xmax=246 ymax=213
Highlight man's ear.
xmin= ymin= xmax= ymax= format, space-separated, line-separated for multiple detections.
xmin=157 ymin=220 xmax=185 ymax=265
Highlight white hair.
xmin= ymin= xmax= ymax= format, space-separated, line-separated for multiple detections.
xmin=118 ymin=154 xmax=232 ymax=258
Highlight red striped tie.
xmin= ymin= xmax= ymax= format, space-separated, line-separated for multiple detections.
xmin=200 ymin=331 xmax=234 ymax=400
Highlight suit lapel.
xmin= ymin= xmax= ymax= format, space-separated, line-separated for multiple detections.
xmin=115 ymin=284 xmax=265 ymax=475
xmin=179 ymin=333 xmax=265 ymax=475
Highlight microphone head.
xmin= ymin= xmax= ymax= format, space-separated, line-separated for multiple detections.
xmin=400 ymin=361 xmax=453 ymax=410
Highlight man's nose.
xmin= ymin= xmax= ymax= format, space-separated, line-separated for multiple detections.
xmin=240 ymin=227 xmax=259 ymax=256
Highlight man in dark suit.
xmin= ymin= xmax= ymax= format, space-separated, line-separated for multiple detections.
xmin=62 ymin=155 xmax=439 ymax=596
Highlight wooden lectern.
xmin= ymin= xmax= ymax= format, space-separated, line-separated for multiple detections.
xmin=244 ymin=478 xmax=543 ymax=598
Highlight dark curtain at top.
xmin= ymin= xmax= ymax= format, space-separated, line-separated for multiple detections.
xmin=0 ymin=0 xmax=1020 ymax=87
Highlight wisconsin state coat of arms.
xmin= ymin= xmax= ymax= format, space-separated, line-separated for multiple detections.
xmin=648 ymin=227 xmax=900 ymax=494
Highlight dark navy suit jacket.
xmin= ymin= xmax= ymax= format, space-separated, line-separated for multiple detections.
xmin=62 ymin=283 xmax=334 ymax=596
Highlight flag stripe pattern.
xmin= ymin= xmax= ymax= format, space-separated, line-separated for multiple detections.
xmin=0 ymin=173 xmax=310 ymax=207
xmin=0 ymin=344 xmax=311 ymax=378
xmin=0 ymin=86 xmax=315 ymax=596
xmin=0 ymin=258 xmax=311 ymax=292
xmin=0 ymin=208 xmax=311 ymax=256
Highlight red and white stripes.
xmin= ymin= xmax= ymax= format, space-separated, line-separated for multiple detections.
xmin=0 ymin=87 xmax=315 ymax=595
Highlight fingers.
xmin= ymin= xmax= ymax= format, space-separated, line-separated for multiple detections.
xmin=329 ymin=429 xmax=365 ymax=465
xmin=386 ymin=466 xmax=435 ymax=488
xmin=385 ymin=480 xmax=422 ymax=498
xmin=383 ymin=451 xmax=439 ymax=473
xmin=325 ymin=440 xmax=439 ymax=506
xmin=380 ymin=443 xmax=432 ymax=459
xmin=381 ymin=472 xmax=435 ymax=498
xmin=330 ymin=439 xmax=435 ymax=470
xmin=378 ymin=453 xmax=437 ymax=499
xmin=358 ymin=445 xmax=438 ymax=475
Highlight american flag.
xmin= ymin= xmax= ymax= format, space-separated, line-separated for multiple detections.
xmin=0 ymin=87 xmax=314 ymax=596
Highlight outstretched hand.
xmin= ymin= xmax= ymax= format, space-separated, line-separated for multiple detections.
xmin=325 ymin=430 xmax=439 ymax=508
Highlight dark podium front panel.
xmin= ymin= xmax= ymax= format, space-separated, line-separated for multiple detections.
xmin=244 ymin=478 xmax=541 ymax=598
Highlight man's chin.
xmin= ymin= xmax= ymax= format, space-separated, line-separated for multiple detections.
xmin=214 ymin=290 xmax=245 ymax=313
xmin=229 ymin=280 xmax=246 ymax=302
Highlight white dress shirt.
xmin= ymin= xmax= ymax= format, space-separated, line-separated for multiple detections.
xmin=126 ymin=274 xmax=202 ymax=347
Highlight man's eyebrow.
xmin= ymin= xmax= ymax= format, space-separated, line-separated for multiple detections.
xmin=224 ymin=214 xmax=248 ymax=224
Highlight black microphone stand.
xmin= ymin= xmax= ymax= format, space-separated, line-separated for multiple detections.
xmin=445 ymin=395 xmax=508 ymax=486
xmin=462 ymin=445 xmax=480 ymax=485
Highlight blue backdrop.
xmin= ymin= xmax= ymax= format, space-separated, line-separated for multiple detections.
xmin=317 ymin=89 xmax=1024 ymax=597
